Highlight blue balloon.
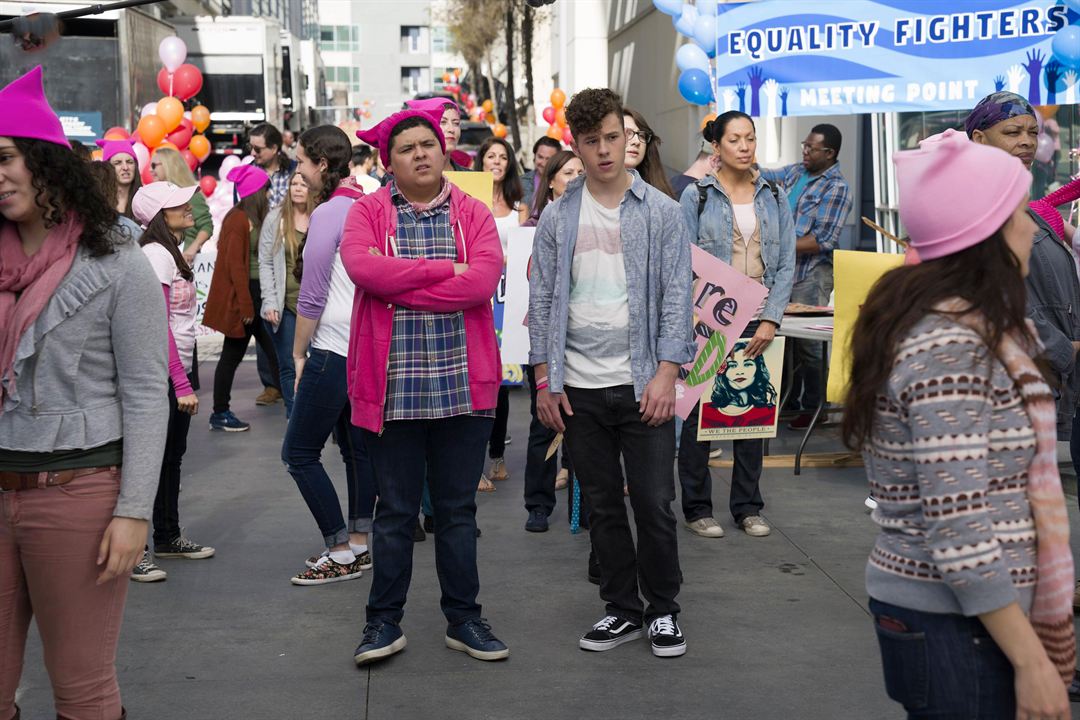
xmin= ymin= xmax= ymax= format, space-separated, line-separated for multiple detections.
xmin=678 ymin=69 xmax=713 ymax=106
xmin=676 ymin=43 xmax=711 ymax=73
xmin=692 ymin=13 xmax=718 ymax=56
xmin=1052 ymin=25 xmax=1080 ymax=69
xmin=697 ymin=0 xmax=719 ymax=15
xmin=673 ymin=4 xmax=697 ymax=37
xmin=652 ymin=0 xmax=684 ymax=16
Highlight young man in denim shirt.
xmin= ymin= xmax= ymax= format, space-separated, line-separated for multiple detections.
xmin=528 ymin=88 xmax=695 ymax=658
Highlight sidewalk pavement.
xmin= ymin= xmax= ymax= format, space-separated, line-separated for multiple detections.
xmin=13 ymin=365 xmax=1080 ymax=719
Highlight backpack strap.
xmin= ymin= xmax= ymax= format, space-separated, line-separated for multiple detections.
xmin=696 ymin=184 xmax=708 ymax=218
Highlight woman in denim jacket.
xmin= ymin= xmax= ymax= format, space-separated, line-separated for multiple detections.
xmin=677 ymin=111 xmax=796 ymax=539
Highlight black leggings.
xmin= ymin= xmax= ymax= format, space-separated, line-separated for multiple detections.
xmin=488 ymin=386 xmax=510 ymax=459
xmin=212 ymin=279 xmax=279 ymax=414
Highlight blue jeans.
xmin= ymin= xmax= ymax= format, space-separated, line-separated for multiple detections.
xmin=281 ymin=348 xmax=376 ymax=548
xmin=362 ymin=414 xmax=492 ymax=626
xmin=267 ymin=309 xmax=297 ymax=417
xmin=869 ymin=598 xmax=1014 ymax=719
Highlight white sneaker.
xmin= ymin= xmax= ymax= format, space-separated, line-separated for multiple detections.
xmin=685 ymin=517 xmax=725 ymax=538
xmin=130 ymin=550 xmax=167 ymax=582
xmin=865 ymin=496 xmax=878 ymax=513
xmin=709 ymin=448 xmax=723 ymax=459
xmin=647 ymin=615 xmax=686 ymax=657
xmin=740 ymin=515 xmax=771 ymax=537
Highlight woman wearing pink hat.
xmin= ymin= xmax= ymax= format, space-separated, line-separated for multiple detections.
xmin=405 ymin=97 xmax=470 ymax=172
xmin=844 ymin=128 xmax=1073 ymax=719
xmin=97 ymin=138 xmax=143 ymax=220
xmin=0 ymin=66 xmax=169 ymax=720
xmin=203 ymin=163 xmax=277 ymax=431
xmin=129 ymin=182 xmax=216 ymax=583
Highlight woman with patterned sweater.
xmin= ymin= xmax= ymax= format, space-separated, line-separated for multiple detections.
xmin=844 ymin=129 xmax=1073 ymax=718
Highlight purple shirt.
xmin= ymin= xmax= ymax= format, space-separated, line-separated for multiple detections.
xmin=297 ymin=195 xmax=354 ymax=320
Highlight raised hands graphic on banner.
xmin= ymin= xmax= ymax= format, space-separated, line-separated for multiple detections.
xmin=1007 ymin=64 xmax=1025 ymax=94
xmin=1065 ymin=70 xmax=1078 ymax=105
xmin=1024 ymin=50 xmax=1045 ymax=105
xmin=762 ymin=78 xmax=779 ymax=119
xmin=736 ymin=82 xmax=747 ymax=113
xmin=747 ymin=67 xmax=765 ymax=117
xmin=779 ymin=87 xmax=789 ymax=117
xmin=723 ymin=89 xmax=736 ymax=113
xmin=994 ymin=76 xmax=1005 ymax=92
xmin=1045 ymin=60 xmax=1062 ymax=105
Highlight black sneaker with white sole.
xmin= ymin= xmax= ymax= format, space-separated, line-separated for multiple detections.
xmin=647 ymin=615 xmax=686 ymax=657
xmin=579 ymin=615 xmax=643 ymax=652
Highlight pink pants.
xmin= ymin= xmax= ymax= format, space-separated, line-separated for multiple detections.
xmin=0 ymin=468 xmax=128 ymax=720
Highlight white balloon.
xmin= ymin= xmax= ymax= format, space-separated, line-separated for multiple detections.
xmin=141 ymin=102 xmax=158 ymax=118
xmin=132 ymin=141 xmax=150 ymax=170
xmin=159 ymin=36 xmax=188 ymax=73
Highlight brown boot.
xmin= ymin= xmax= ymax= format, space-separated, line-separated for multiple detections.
xmin=255 ymin=386 xmax=282 ymax=406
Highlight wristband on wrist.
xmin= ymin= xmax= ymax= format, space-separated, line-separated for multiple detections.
xmin=536 ymin=382 xmax=549 ymax=391
xmin=535 ymin=375 xmax=548 ymax=386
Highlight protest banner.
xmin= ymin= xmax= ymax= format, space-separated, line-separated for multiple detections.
xmin=675 ymin=245 xmax=769 ymax=419
xmin=825 ymin=249 xmax=904 ymax=404
xmin=501 ymin=226 xmax=534 ymax=365
xmin=709 ymin=1 xmax=1075 ymax=118
xmin=445 ymin=171 xmax=493 ymax=210
xmin=698 ymin=337 xmax=785 ymax=441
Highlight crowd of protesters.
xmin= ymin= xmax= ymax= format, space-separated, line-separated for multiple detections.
xmin=2 ymin=61 xmax=1080 ymax=720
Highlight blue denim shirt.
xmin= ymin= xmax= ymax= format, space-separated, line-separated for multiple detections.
xmin=678 ymin=173 xmax=796 ymax=325
xmin=528 ymin=171 xmax=695 ymax=399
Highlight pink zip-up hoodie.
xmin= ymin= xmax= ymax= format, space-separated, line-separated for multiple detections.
xmin=340 ymin=182 xmax=504 ymax=432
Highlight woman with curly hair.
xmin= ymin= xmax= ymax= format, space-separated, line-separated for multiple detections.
xmin=150 ymin=146 xmax=214 ymax=263
xmin=623 ymin=108 xmax=676 ymax=198
xmin=282 ymin=125 xmax=376 ymax=585
xmin=97 ymin=137 xmax=143 ymax=219
xmin=0 ymin=66 xmax=169 ymax=720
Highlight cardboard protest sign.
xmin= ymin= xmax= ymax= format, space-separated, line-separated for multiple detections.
xmin=698 ymin=337 xmax=785 ymax=440
xmin=675 ymin=245 xmax=770 ymax=419
xmin=826 ymin=249 xmax=903 ymax=403
xmin=500 ymin=227 xmax=534 ymax=365
xmin=445 ymin=171 xmax=493 ymax=210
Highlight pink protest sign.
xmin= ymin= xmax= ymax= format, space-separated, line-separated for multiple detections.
xmin=675 ymin=245 xmax=769 ymax=419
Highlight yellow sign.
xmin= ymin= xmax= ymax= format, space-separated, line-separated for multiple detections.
xmin=826 ymin=250 xmax=904 ymax=404
xmin=445 ymin=171 xmax=494 ymax=210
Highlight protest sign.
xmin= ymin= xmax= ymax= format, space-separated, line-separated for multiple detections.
xmin=501 ymin=227 xmax=534 ymax=365
xmin=698 ymin=337 xmax=785 ymax=441
xmin=445 ymin=171 xmax=493 ymax=210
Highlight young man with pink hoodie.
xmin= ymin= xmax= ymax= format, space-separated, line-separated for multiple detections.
xmin=340 ymin=108 xmax=509 ymax=666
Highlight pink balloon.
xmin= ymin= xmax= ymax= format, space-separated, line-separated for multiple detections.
xmin=1035 ymin=133 xmax=1055 ymax=164
xmin=132 ymin=141 xmax=150 ymax=170
xmin=562 ymin=127 xmax=573 ymax=145
xmin=542 ymin=106 xmax=556 ymax=124
xmin=218 ymin=154 xmax=242 ymax=177
xmin=158 ymin=36 xmax=187 ymax=73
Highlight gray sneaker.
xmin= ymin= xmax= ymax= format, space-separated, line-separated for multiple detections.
xmin=740 ymin=515 xmax=771 ymax=537
xmin=685 ymin=517 xmax=724 ymax=538
xmin=131 ymin=550 xmax=167 ymax=582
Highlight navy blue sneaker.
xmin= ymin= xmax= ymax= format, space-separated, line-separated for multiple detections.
xmin=353 ymin=621 xmax=406 ymax=666
xmin=445 ymin=619 xmax=509 ymax=661
xmin=209 ymin=411 xmax=250 ymax=432
xmin=525 ymin=509 xmax=549 ymax=533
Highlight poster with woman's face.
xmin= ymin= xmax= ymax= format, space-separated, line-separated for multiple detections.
xmin=697 ymin=337 xmax=785 ymax=441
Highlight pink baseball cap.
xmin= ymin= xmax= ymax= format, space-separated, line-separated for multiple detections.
xmin=894 ymin=129 xmax=1030 ymax=262
xmin=96 ymin=138 xmax=136 ymax=163
xmin=356 ymin=108 xmax=445 ymax=169
xmin=0 ymin=66 xmax=69 ymax=148
xmin=226 ymin=164 xmax=270 ymax=199
xmin=131 ymin=181 xmax=198 ymax=228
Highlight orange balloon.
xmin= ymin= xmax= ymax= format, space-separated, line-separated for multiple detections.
xmin=546 ymin=124 xmax=562 ymax=140
xmin=485 ymin=112 xmax=496 ymax=124
xmin=154 ymin=141 xmax=179 ymax=154
xmin=1037 ymin=104 xmax=1059 ymax=119
xmin=91 ymin=149 xmax=103 ymax=161
xmin=442 ymin=72 xmax=451 ymax=83
xmin=189 ymin=134 xmax=211 ymax=161
xmin=137 ymin=115 xmax=167 ymax=148
xmin=550 ymin=88 xmax=566 ymax=109
xmin=190 ymin=105 xmax=211 ymax=133
xmin=555 ymin=107 xmax=567 ymax=128
xmin=156 ymin=96 xmax=184 ymax=132
xmin=699 ymin=112 xmax=717 ymax=131
xmin=492 ymin=123 xmax=507 ymax=139
xmin=481 ymin=99 xmax=493 ymax=113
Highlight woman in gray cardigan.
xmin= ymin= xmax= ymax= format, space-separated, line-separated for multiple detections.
xmin=0 ymin=68 xmax=168 ymax=720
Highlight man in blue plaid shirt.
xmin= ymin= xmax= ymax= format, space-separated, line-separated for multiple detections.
xmin=760 ymin=124 xmax=852 ymax=429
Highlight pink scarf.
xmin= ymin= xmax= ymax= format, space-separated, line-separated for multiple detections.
xmin=942 ymin=300 xmax=1077 ymax=683
xmin=0 ymin=215 xmax=82 ymax=411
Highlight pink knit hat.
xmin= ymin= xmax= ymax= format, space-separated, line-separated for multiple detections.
xmin=895 ymin=129 xmax=1031 ymax=262
xmin=1029 ymin=177 xmax=1080 ymax=243
xmin=95 ymin=138 xmax=136 ymax=163
xmin=356 ymin=109 xmax=445 ymax=169
xmin=0 ymin=66 xmax=69 ymax=147
xmin=226 ymin=164 xmax=270 ymax=200
xmin=405 ymin=97 xmax=461 ymax=117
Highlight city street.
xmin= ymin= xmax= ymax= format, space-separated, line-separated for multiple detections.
xmin=11 ymin=361 xmax=1080 ymax=719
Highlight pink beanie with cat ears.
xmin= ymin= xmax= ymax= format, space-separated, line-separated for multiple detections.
xmin=356 ymin=109 xmax=445 ymax=169
xmin=0 ymin=66 xmax=69 ymax=147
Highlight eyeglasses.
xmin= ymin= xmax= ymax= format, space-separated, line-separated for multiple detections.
xmin=801 ymin=143 xmax=828 ymax=154
xmin=627 ymin=129 xmax=653 ymax=144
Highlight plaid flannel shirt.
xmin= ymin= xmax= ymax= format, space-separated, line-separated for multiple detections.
xmin=267 ymin=166 xmax=292 ymax=208
xmin=383 ymin=185 xmax=491 ymax=422
xmin=760 ymin=163 xmax=852 ymax=283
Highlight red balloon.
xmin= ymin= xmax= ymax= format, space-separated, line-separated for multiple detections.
xmin=156 ymin=68 xmax=172 ymax=96
xmin=199 ymin=175 xmax=217 ymax=197
xmin=166 ymin=118 xmax=193 ymax=150
xmin=104 ymin=126 xmax=129 ymax=140
xmin=562 ymin=127 xmax=573 ymax=145
xmin=542 ymin=106 xmax=556 ymax=124
xmin=140 ymin=164 xmax=155 ymax=185
xmin=172 ymin=64 xmax=203 ymax=102
xmin=180 ymin=148 xmax=198 ymax=171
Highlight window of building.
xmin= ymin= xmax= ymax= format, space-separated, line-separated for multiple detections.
xmin=400 ymin=25 xmax=424 ymax=54
xmin=319 ymin=25 xmax=359 ymax=52
xmin=431 ymin=26 xmax=449 ymax=54
xmin=401 ymin=66 xmax=428 ymax=95
xmin=327 ymin=65 xmax=361 ymax=92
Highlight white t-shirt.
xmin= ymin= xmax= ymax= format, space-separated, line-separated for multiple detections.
xmin=564 ymin=186 xmax=633 ymax=389
xmin=732 ymin=202 xmax=757 ymax=244
xmin=142 ymin=242 xmax=197 ymax=371
xmin=310 ymin=251 xmax=353 ymax=357
xmin=493 ymin=208 xmax=520 ymax=255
